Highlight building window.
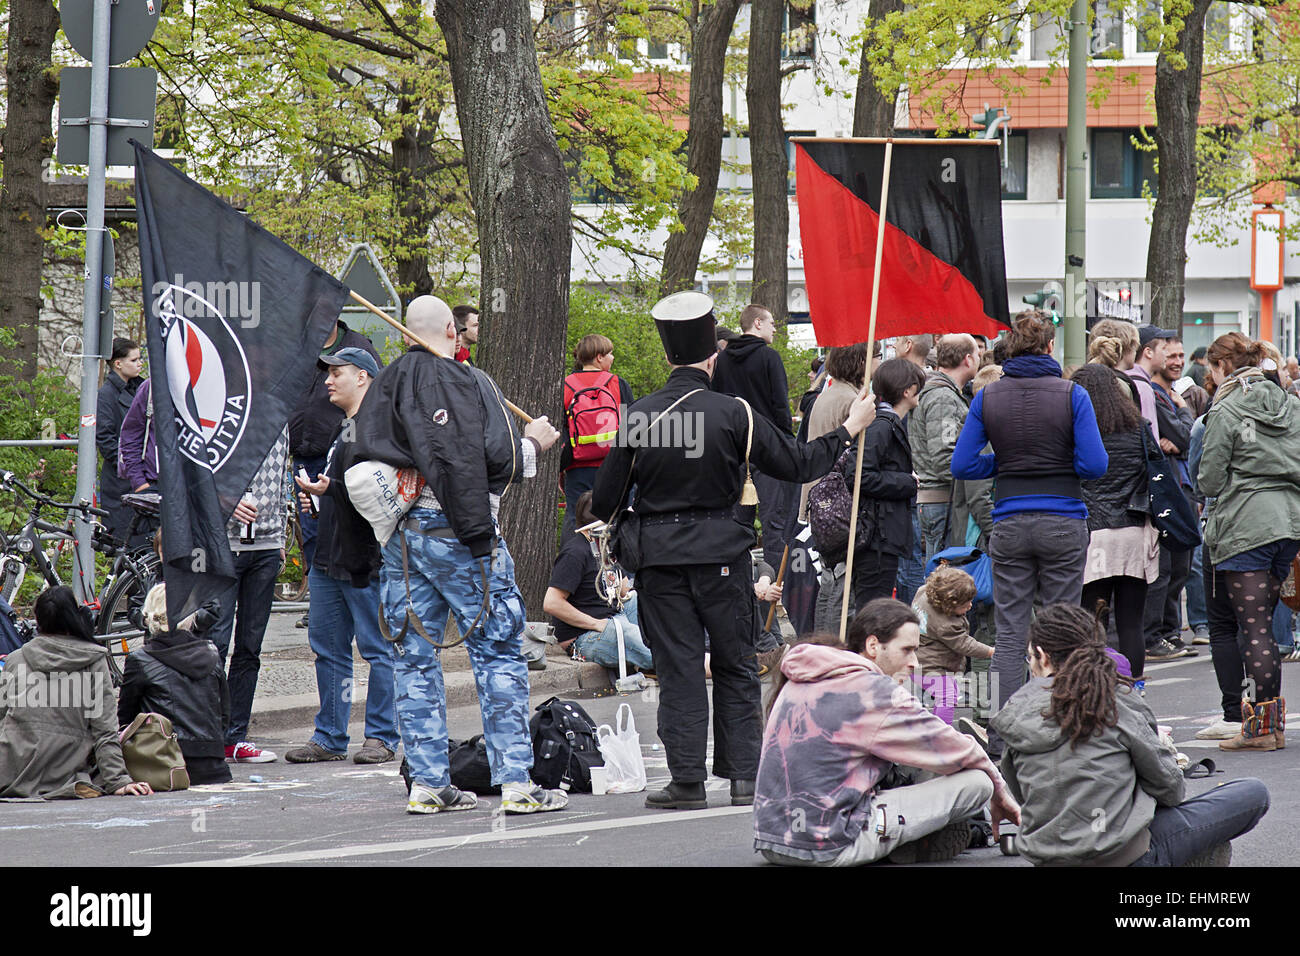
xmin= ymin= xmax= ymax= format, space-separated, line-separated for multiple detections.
xmin=1204 ymin=1 xmax=1232 ymax=49
xmin=1182 ymin=311 xmax=1240 ymax=355
xmin=1090 ymin=129 xmax=1157 ymax=198
xmin=783 ymin=2 xmax=815 ymax=60
xmin=647 ymin=39 xmax=669 ymax=60
xmin=1136 ymin=0 xmax=1161 ymax=52
xmin=1092 ymin=0 xmax=1124 ymax=57
xmin=542 ymin=2 xmax=575 ymax=49
xmin=1030 ymin=12 xmax=1064 ymax=60
xmin=1001 ymin=131 xmax=1028 ymax=199
xmin=786 ymin=130 xmax=816 ymax=195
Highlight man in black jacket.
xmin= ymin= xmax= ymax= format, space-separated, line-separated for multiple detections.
xmin=95 ymin=338 xmax=144 ymax=546
xmin=711 ymin=303 xmax=795 ymax=574
xmin=285 ymin=347 xmax=397 ymax=766
xmin=345 ymin=295 xmax=567 ymax=815
xmin=592 ymin=292 xmax=877 ymax=811
xmin=287 ymin=318 xmax=381 ymax=619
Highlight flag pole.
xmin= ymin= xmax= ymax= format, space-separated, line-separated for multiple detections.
xmin=839 ymin=138 xmax=894 ymax=641
xmin=348 ymin=290 xmax=534 ymax=423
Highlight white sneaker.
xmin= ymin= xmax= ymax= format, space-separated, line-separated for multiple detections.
xmin=500 ymin=781 xmax=568 ymax=814
xmin=1195 ymin=719 xmax=1242 ymax=740
xmin=408 ymin=783 xmax=478 ymax=814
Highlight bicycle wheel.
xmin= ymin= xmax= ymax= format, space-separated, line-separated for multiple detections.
xmin=275 ymin=509 xmax=309 ymax=603
xmin=95 ymin=553 xmax=161 ymax=684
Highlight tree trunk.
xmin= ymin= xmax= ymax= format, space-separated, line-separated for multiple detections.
xmin=436 ymin=0 xmax=572 ymax=617
xmin=852 ymin=0 xmax=902 ymax=137
xmin=0 ymin=0 xmax=60 ymax=381
xmin=659 ymin=0 xmax=743 ymax=297
xmin=390 ymin=89 xmax=437 ymax=298
xmin=1145 ymin=0 xmax=1213 ymax=331
xmin=747 ymin=0 xmax=787 ymax=322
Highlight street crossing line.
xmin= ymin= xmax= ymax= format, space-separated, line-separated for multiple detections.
xmin=168 ymin=804 xmax=753 ymax=867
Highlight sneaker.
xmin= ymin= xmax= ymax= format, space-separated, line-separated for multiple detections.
xmin=1195 ymin=719 xmax=1242 ymax=740
xmin=888 ymin=821 xmax=973 ymax=864
xmin=226 ymin=742 xmax=277 ymax=763
xmin=354 ymin=738 xmax=396 ymax=764
xmin=285 ymin=741 xmax=346 ymax=763
xmin=1167 ymin=637 xmax=1199 ymax=657
xmin=408 ymin=783 xmax=478 ymax=814
xmin=955 ymin=717 xmax=990 ymax=753
xmin=1192 ymin=626 xmax=1211 ymax=645
xmin=1282 ymin=648 xmax=1300 ymax=663
xmin=1147 ymin=639 xmax=1190 ymax=661
xmin=295 ymin=612 xmax=309 ymax=629
xmin=500 ymin=780 xmax=568 ymax=814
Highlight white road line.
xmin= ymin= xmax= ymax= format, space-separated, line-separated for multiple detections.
xmin=1144 ymin=656 xmax=1208 ymax=672
xmin=1143 ymin=677 xmax=1191 ymax=687
xmin=167 ymin=805 xmax=753 ymax=867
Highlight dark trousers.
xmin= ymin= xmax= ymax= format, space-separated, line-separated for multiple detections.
xmin=637 ymin=556 xmax=762 ymax=783
xmin=561 ymin=466 xmax=598 ymax=539
xmin=210 ymin=548 xmax=281 ymax=746
xmin=1144 ymin=541 xmax=1192 ymax=648
xmin=294 ymin=454 xmax=327 ymax=573
xmin=1082 ymin=575 xmax=1149 ymax=679
xmin=1205 ymin=559 xmax=1247 ymax=723
xmin=1131 ymin=778 xmax=1269 ymax=866
xmin=851 ymin=549 xmax=900 ymax=610
xmin=988 ymin=513 xmax=1089 ymax=754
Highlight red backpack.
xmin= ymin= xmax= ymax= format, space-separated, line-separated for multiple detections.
xmin=563 ymin=370 xmax=621 ymax=468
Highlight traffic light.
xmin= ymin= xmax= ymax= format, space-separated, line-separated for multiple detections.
xmin=1024 ymin=289 xmax=1062 ymax=326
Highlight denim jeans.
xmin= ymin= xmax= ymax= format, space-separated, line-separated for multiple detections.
xmin=895 ymin=512 xmax=925 ymax=606
xmin=209 ymin=547 xmax=281 ymax=746
xmin=307 ymin=568 xmax=398 ymax=753
xmin=1131 ymin=778 xmax=1269 ymax=866
xmin=1272 ymin=600 xmax=1295 ymax=652
xmin=918 ymin=501 xmax=953 ymax=568
xmin=294 ymin=454 xmax=327 ymax=572
xmin=1185 ymin=544 xmax=1207 ymax=631
xmin=571 ymin=593 xmax=654 ymax=671
xmin=380 ymin=508 xmax=532 ymax=789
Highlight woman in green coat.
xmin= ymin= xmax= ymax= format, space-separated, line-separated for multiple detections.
xmin=1198 ymin=332 xmax=1300 ymax=753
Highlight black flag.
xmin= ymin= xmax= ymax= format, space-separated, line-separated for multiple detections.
xmin=132 ymin=142 xmax=349 ymax=625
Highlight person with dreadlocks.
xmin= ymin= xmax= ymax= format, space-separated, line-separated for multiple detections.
xmin=992 ymin=604 xmax=1269 ymax=866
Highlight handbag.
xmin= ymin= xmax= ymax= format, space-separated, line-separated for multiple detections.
xmin=1138 ymin=427 xmax=1201 ymax=551
xmin=343 ymin=460 xmax=426 ymax=546
xmin=119 ymin=713 xmax=190 ymax=792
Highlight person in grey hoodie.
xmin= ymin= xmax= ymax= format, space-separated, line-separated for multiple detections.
xmin=0 ymin=587 xmax=152 ymax=799
xmin=992 ymin=603 xmax=1268 ymax=866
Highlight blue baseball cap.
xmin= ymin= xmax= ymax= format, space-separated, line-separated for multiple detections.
xmin=319 ymin=346 xmax=380 ymax=378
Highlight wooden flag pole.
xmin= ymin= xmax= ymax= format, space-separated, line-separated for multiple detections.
xmin=839 ymin=138 xmax=894 ymax=642
xmin=764 ymin=542 xmax=791 ymax=633
xmin=348 ymin=290 xmax=534 ymax=423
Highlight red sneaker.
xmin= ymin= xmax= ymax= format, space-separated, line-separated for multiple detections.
xmin=225 ymin=741 xmax=277 ymax=763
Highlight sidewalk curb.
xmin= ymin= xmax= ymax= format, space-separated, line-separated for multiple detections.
xmin=248 ymin=654 xmax=590 ymax=736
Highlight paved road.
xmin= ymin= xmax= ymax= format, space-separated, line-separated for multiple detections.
xmin=2 ymin=650 xmax=1291 ymax=866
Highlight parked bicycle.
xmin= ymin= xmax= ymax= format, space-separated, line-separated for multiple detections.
xmin=0 ymin=471 xmax=160 ymax=684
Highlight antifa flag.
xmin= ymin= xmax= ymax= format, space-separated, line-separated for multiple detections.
xmin=795 ymin=140 xmax=1011 ymax=345
xmin=132 ymin=142 xmax=349 ymax=625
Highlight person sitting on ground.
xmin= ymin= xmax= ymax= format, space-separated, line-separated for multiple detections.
xmin=754 ymin=598 xmax=1019 ymax=866
xmin=543 ymin=492 xmax=653 ymax=675
xmin=913 ymin=566 xmax=992 ymax=726
xmin=118 ymin=584 xmax=233 ymax=786
xmin=0 ymin=586 xmax=152 ymax=799
xmin=992 ymin=603 xmax=1269 ymax=866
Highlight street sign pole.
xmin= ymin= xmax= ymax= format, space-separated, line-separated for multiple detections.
xmin=72 ymin=0 xmax=113 ymax=603
xmin=1063 ymin=0 xmax=1089 ymax=369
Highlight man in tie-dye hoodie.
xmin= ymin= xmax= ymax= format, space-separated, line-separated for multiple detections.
xmin=754 ymin=599 xmax=1019 ymax=866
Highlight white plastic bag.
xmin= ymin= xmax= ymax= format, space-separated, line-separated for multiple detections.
xmin=343 ymin=460 xmax=425 ymax=545
xmin=596 ymin=703 xmax=647 ymax=794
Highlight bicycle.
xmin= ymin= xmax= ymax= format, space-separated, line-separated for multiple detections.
xmin=0 ymin=471 xmax=160 ymax=684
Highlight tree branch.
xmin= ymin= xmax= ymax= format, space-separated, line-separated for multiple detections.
xmin=358 ymin=0 xmax=440 ymax=55
xmin=247 ymin=2 xmax=414 ymax=59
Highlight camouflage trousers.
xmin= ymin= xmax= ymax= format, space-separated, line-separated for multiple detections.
xmin=380 ymin=508 xmax=533 ymax=790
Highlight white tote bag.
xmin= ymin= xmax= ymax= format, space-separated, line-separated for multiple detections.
xmin=343 ymin=460 xmax=425 ymax=546
xmin=596 ymin=703 xmax=647 ymax=793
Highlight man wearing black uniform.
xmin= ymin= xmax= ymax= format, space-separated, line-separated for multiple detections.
xmin=592 ymin=292 xmax=876 ymax=810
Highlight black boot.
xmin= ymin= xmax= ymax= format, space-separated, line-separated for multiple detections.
xmin=730 ymin=779 xmax=755 ymax=807
xmin=645 ymin=780 xmax=707 ymax=810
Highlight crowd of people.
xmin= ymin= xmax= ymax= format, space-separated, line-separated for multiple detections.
xmin=0 ymin=296 xmax=1288 ymax=867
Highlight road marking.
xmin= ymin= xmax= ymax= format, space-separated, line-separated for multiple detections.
xmin=1143 ymin=677 xmax=1191 ymax=687
xmin=168 ymin=805 xmax=753 ymax=867
xmin=1144 ymin=656 xmax=1207 ymax=672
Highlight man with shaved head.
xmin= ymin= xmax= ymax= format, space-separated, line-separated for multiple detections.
xmin=346 ymin=294 xmax=569 ymax=815
xmin=910 ymin=333 xmax=979 ymax=564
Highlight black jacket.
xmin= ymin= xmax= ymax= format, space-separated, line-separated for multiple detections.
xmin=288 ymin=321 xmax=382 ymax=460
xmin=591 ymin=366 xmax=853 ymax=566
xmin=345 ymin=346 xmax=525 ymax=558
xmin=844 ymin=407 xmax=916 ymax=558
xmin=1082 ymin=427 xmax=1150 ymax=533
xmin=711 ymin=335 xmax=793 ymax=434
xmin=315 ymin=419 xmax=381 ymax=587
xmin=117 ymin=630 xmax=230 ymax=760
xmin=95 ymin=371 xmax=140 ymax=496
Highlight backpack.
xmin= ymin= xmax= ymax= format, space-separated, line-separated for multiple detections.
xmin=925 ymin=546 xmax=994 ymax=607
xmin=117 ymin=379 xmax=153 ymax=481
xmin=529 ymin=696 xmax=603 ymax=793
xmin=807 ymin=449 xmax=861 ymax=563
xmin=563 ymin=371 xmax=621 ymax=468
xmin=0 ymin=594 xmax=25 ymax=655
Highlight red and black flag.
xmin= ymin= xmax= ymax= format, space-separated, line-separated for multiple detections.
xmin=795 ymin=140 xmax=1010 ymax=345
xmin=133 ymin=142 xmax=348 ymax=625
